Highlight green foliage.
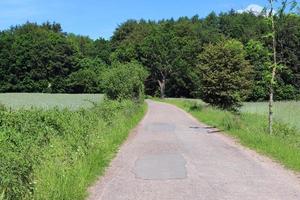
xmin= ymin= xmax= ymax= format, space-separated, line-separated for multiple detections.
xmin=67 ymin=68 xmax=101 ymax=93
xmin=0 ymin=22 xmax=112 ymax=94
xmin=67 ymin=58 xmax=107 ymax=93
xmin=0 ymin=100 xmax=146 ymax=200
xmin=110 ymin=11 xmax=300 ymax=100
xmin=102 ymin=62 xmax=149 ymax=101
xmin=197 ymin=39 xmax=253 ymax=111
xmin=67 ymin=33 xmax=95 ymax=57
xmin=93 ymin=38 xmax=112 ymax=64
xmin=1 ymin=11 xmax=300 ymax=99
xmin=245 ymin=40 xmax=270 ymax=101
xmin=0 ymin=22 xmax=78 ymax=93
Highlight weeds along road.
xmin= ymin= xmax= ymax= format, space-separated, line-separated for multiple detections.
xmin=88 ymin=100 xmax=300 ymax=200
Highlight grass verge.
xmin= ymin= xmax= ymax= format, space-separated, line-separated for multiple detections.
xmin=0 ymin=100 xmax=146 ymax=200
xmin=160 ymin=99 xmax=300 ymax=172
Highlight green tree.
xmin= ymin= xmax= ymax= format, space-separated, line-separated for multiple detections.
xmin=139 ymin=23 xmax=183 ymax=98
xmin=102 ymin=62 xmax=148 ymax=101
xmin=67 ymin=33 xmax=95 ymax=57
xmin=93 ymin=38 xmax=112 ymax=64
xmin=0 ymin=22 xmax=78 ymax=93
xmin=197 ymin=39 xmax=253 ymax=111
xmin=67 ymin=58 xmax=106 ymax=93
xmin=245 ymin=40 xmax=270 ymax=101
xmin=265 ymin=0 xmax=298 ymax=134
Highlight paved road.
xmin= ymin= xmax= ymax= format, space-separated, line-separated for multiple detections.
xmin=88 ymin=100 xmax=300 ymax=200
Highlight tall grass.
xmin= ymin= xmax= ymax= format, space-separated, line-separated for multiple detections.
xmin=162 ymin=99 xmax=300 ymax=172
xmin=0 ymin=100 xmax=146 ymax=200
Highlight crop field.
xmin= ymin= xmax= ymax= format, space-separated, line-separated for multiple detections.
xmin=241 ymin=101 xmax=300 ymax=130
xmin=0 ymin=93 xmax=104 ymax=110
xmin=169 ymin=98 xmax=300 ymax=130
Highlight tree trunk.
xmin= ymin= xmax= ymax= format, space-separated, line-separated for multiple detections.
xmin=269 ymin=0 xmax=277 ymax=135
xmin=269 ymin=87 xmax=274 ymax=134
xmin=158 ymin=78 xmax=166 ymax=99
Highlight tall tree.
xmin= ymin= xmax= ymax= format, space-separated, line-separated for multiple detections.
xmin=197 ymin=39 xmax=253 ymax=111
xmin=0 ymin=22 xmax=78 ymax=93
xmin=139 ymin=23 xmax=181 ymax=98
xmin=266 ymin=0 xmax=298 ymax=134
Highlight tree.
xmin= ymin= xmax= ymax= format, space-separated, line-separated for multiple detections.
xmin=67 ymin=33 xmax=95 ymax=58
xmin=67 ymin=58 xmax=107 ymax=93
xmin=0 ymin=22 xmax=78 ymax=93
xmin=139 ymin=23 xmax=182 ymax=98
xmin=265 ymin=0 xmax=298 ymax=134
xmin=197 ymin=39 xmax=253 ymax=111
xmin=93 ymin=38 xmax=112 ymax=64
xmin=102 ymin=62 xmax=148 ymax=101
xmin=245 ymin=40 xmax=270 ymax=101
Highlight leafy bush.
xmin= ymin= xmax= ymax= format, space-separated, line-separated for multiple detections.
xmin=67 ymin=58 xmax=107 ymax=93
xmin=275 ymin=84 xmax=299 ymax=101
xmin=197 ymin=39 xmax=253 ymax=111
xmin=0 ymin=100 xmax=146 ymax=200
xmin=67 ymin=68 xmax=101 ymax=93
xmin=102 ymin=62 xmax=148 ymax=101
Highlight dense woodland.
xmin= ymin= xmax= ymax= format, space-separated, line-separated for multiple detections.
xmin=0 ymin=10 xmax=299 ymax=101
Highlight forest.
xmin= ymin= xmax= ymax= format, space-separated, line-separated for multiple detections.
xmin=1 ymin=2 xmax=300 ymax=199
xmin=0 ymin=10 xmax=299 ymax=101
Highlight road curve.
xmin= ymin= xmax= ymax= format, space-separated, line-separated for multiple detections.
xmin=88 ymin=100 xmax=300 ymax=200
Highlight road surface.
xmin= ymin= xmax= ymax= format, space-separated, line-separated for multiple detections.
xmin=88 ymin=100 xmax=300 ymax=200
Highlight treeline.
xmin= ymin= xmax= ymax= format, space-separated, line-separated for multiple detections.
xmin=0 ymin=22 xmax=111 ymax=93
xmin=0 ymin=10 xmax=299 ymax=101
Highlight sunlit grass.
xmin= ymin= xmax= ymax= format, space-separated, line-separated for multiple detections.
xmin=0 ymin=100 xmax=147 ymax=200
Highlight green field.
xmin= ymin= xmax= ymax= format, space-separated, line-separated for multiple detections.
xmin=241 ymin=101 xmax=300 ymax=130
xmin=0 ymin=93 xmax=104 ymax=110
xmin=168 ymin=98 xmax=300 ymax=130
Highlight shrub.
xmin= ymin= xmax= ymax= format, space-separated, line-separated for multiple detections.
xmin=197 ymin=39 xmax=253 ymax=111
xmin=67 ymin=58 xmax=107 ymax=93
xmin=67 ymin=68 xmax=101 ymax=93
xmin=0 ymin=100 xmax=145 ymax=200
xmin=102 ymin=62 xmax=148 ymax=101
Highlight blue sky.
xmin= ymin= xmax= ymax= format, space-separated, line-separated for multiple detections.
xmin=0 ymin=0 xmax=267 ymax=39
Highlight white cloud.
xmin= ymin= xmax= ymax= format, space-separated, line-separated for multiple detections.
xmin=237 ymin=4 xmax=264 ymax=15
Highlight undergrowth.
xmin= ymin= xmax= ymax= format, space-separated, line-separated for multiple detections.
xmin=0 ymin=100 xmax=146 ymax=200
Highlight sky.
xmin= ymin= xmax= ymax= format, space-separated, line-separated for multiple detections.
xmin=0 ymin=0 xmax=267 ymax=39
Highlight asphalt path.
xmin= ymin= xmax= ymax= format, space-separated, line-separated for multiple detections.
xmin=88 ymin=100 xmax=300 ymax=200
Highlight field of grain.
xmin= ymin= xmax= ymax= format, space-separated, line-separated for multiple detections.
xmin=241 ymin=101 xmax=300 ymax=130
xmin=0 ymin=93 xmax=104 ymax=110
